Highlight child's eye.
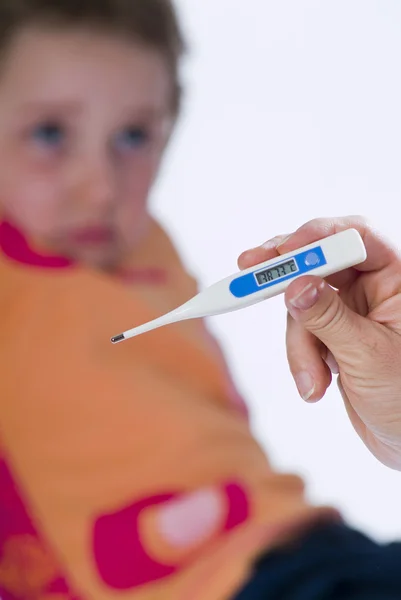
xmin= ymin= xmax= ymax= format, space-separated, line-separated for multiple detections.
xmin=115 ymin=126 xmax=149 ymax=151
xmin=31 ymin=122 xmax=65 ymax=147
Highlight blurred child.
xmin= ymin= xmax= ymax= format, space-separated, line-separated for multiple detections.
xmin=1 ymin=2 xmax=401 ymax=600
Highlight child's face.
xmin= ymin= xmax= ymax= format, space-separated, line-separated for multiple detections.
xmin=0 ymin=27 xmax=173 ymax=268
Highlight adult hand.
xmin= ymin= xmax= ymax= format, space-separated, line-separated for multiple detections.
xmin=238 ymin=216 xmax=401 ymax=470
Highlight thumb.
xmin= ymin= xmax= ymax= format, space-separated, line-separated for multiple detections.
xmin=285 ymin=276 xmax=367 ymax=362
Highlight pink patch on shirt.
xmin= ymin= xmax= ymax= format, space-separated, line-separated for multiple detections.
xmin=0 ymin=221 xmax=72 ymax=268
xmin=93 ymin=482 xmax=249 ymax=590
xmin=156 ymin=488 xmax=223 ymax=548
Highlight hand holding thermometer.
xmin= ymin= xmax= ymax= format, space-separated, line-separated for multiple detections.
xmin=111 ymin=228 xmax=367 ymax=344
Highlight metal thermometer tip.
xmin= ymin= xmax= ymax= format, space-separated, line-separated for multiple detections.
xmin=111 ymin=333 xmax=126 ymax=344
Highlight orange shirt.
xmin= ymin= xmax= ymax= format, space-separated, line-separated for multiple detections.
xmin=0 ymin=218 xmax=338 ymax=600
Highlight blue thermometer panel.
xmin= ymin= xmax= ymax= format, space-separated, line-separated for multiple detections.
xmin=229 ymin=246 xmax=327 ymax=299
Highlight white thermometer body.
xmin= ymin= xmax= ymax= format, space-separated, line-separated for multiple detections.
xmin=111 ymin=229 xmax=367 ymax=343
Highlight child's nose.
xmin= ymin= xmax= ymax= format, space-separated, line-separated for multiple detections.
xmin=75 ymin=157 xmax=117 ymax=210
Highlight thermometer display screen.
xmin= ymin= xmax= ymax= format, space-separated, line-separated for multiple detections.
xmin=255 ymin=258 xmax=298 ymax=285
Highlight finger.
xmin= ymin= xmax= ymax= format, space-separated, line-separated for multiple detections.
xmin=276 ymin=215 xmax=399 ymax=274
xmin=325 ymin=350 xmax=339 ymax=375
xmin=238 ymin=234 xmax=291 ymax=270
xmin=315 ymin=267 xmax=358 ymax=292
xmin=285 ymin=275 xmax=372 ymax=364
xmin=241 ymin=241 xmax=359 ymax=291
xmin=286 ymin=312 xmax=332 ymax=402
xmin=236 ymin=216 xmax=385 ymax=292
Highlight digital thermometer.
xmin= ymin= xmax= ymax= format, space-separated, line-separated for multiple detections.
xmin=111 ymin=228 xmax=366 ymax=344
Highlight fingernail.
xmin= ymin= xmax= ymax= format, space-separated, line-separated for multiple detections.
xmin=294 ymin=371 xmax=315 ymax=401
xmin=290 ymin=282 xmax=322 ymax=311
xmin=262 ymin=234 xmax=291 ymax=250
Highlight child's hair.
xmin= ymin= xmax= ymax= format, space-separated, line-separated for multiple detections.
xmin=0 ymin=0 xmax=185 ymax=113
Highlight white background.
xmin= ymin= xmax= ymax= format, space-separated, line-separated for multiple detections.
xmin=152 ymin=0 xmax=401 ymax=541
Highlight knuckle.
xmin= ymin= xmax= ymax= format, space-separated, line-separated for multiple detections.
xmin=302 ymin=217 xmax=334 ymax=236
xmin=349 ymin=214 xmax=370 ymax=227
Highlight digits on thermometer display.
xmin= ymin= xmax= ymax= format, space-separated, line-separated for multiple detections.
xmin=111 ymin=228 xmax=367 ymax=344
xmin=255 ymin=259 xmax=298 ymax=285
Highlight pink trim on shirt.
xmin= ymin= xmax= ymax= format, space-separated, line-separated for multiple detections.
xmin=0 ymin=221 xmax=167 ymax=284
xmin=0 ymin=221 xmax=72 ymax=269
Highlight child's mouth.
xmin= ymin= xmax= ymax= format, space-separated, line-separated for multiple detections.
xmin=70 ymin=227 xmax=115 ymax=245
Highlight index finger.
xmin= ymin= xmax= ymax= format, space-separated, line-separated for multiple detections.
xmin=275 ymin=215 xmax=399 ymax=273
